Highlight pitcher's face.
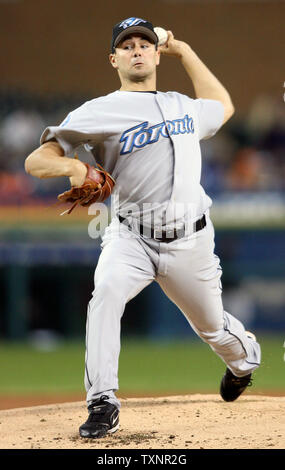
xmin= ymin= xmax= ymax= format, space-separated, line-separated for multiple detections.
xmin=110 ymin=34 xmax=160 ymax=83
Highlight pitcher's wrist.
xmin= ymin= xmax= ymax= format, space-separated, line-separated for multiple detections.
xmin=68 ymin=159 xmax=88 ymax=186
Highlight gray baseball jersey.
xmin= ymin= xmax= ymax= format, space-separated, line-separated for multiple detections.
xmin=40 ymin=91 xmax=224 ymax=226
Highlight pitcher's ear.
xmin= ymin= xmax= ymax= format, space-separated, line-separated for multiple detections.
xmin=156 ymin=49 xmax=161 ymax=66
xmin=109 ymin=53 xmax=118 ymax=69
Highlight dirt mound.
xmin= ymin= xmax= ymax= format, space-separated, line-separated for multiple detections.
xmin=0 ymin=394 xmax=284 ymax=449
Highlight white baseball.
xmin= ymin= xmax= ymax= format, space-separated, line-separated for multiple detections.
xmin=154 ymin=27 xmax=168 ymax=46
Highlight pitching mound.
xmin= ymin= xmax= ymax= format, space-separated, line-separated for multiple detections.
xmin=0 ymin=394 xmax=284 ymax=449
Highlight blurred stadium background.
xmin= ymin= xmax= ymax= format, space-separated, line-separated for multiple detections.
xmin=0 ymin=0 xmax=284 ymax=408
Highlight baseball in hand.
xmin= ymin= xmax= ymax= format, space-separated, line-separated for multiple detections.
xmin=154 ymin=27 xmax=168 ymax=46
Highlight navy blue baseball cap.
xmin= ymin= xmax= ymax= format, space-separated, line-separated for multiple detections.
xmin=111 ymin=17 xmax=158 ymax=52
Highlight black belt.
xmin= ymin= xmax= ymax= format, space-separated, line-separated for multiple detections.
xmin=118 ymin=214 xmax=206 ymax=243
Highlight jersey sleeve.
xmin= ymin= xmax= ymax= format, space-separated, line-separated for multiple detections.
xmin=193 ymin=99 xmax=224 ymax=141
xmin=40 ymin=104 xmax=104 ymax=156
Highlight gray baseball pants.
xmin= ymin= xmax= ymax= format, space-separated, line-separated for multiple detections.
xmin=84 ymin=212 xmax=261 ymax=408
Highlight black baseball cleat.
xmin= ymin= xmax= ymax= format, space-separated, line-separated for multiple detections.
xmin=79 ymin=395 xmax=120 ymax=438
xmin=220 ymin=368 xmax=252 ymax=402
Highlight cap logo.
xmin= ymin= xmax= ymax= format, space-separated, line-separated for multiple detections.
xmin=119 ymin=17 xmax=147 ymax=29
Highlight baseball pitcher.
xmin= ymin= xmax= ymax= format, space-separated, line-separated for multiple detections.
xmin=25 ymin=17 xmax=261 ymax=439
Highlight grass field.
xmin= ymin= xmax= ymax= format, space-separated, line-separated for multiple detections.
xmin=0 ymin=334 xmax=284 ymax=397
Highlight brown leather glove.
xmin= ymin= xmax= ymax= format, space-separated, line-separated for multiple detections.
xmin=57 ymin=163 xmax=115 ymax=214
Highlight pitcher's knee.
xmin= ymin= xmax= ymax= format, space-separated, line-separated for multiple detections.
xmin=92 ymin=276 xmax=127 ymax=308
